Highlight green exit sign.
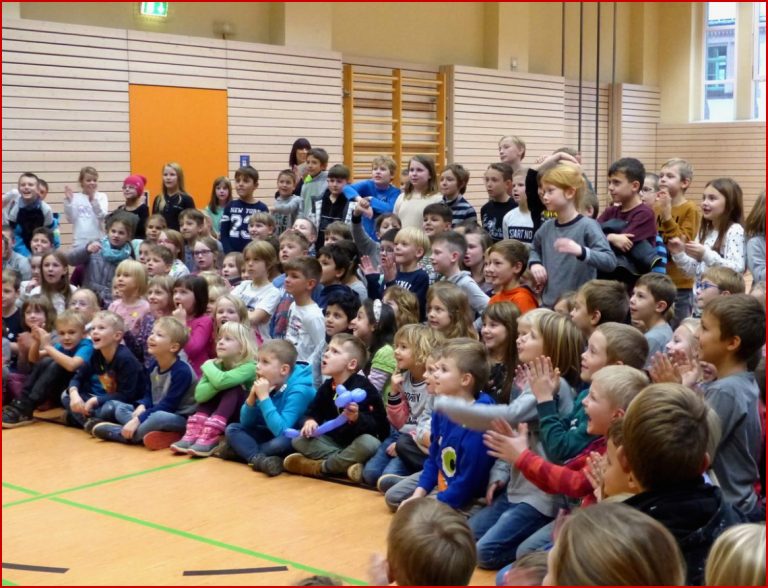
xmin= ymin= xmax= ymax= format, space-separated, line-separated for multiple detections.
xmin=140 ymin=2 xmax=168 ymax=17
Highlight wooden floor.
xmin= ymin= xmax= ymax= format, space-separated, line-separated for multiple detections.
xmin=2 ymin=419 xmax=496 ymax=586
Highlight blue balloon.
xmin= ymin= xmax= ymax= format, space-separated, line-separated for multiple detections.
xmin=284 ymin=385 xmax=368 ymax=438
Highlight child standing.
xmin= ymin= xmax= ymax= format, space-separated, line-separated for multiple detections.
xmin=272 ymin=169 xmax=303 ymax=236
xmin=6 ymin=173 xmax=56 ymax=256
xmin=313 ymin=164 xmax=354 ymax=250
xmin=430 ymin=231 xmax=489 ymax=317
xmin=203 ymin=176 xmax=232 ymax=237
xmin=224 ymin=339 xmax=316 ymax=476
xmin=220 ymin=166 xmax=269 ymax=253
xmin=344 ymin=156 xmax=402 ymax=240
xmin=394 ymin=156 xmax=443 ymax=229
xmin=629 ymin=273 xmax=676 ymax=366
xmin=108 ymin=259 xmax=150 ymax=335
xmin=481 ymin=163 xmax=516 ymax=243
xmin=385 ymin=227 xmax=430 ymax=319
xmin=171 ymin=276 xmax=214 ymax=377
xmin=745 ymin=190 xmax=765 ymax=282
xmin=171 ymin=321 xmax=257 ymax=456
xmin=569 ymin=279 xmax=629 ymax=339
xmin=91 ymin=316 xmax=197 ymax=449
xmin=462 ymin=225 xmax=494 ymax=295
xmin=179 ymin=209 xmax=208 ymax=271
xmin=657 ymin=158 xmax=701 ymax=325
xmin=486 ymin=240 xmax=538 ymax=313
xmin=151 ymin=162 xmax=195 ymax=231
xmin=231 ymin=241 xmax=280 ymax=344
xmin=439 ymin=164 xmax=477 ymax=227
xmin=668 ymin=177 xmax=745 ymax=314
xmin=481 ymin=302 xmax=520 ymax=404
xmin=300 ymin=148 xmax=330 ymax=216
xmin=528 ymin=163 xmax=616 ymax=307
xmin=63 ymin=166 xmax=109 ymax=248
xmin=284 ymin=333 xmax=389 ymax=479
xmin=502 ymin=169 xmax=534 ymax=245
xmin=116 ymin=174 xmax=148 ymax=240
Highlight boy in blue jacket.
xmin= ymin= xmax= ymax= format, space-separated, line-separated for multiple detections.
xmin=389 ymin=338 xmax=495 ymax=514
xmin=225 ymin=339 xmax=315 ymax=476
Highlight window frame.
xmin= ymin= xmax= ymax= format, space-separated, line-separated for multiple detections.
xmin=753 ymin=2 xmax=766 ymax=119
xmin=702 ymin=2 xmax=738 ymax=121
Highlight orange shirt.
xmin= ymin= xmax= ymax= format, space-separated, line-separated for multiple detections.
xmin=489 ymin=287 xmax=539 ymax=314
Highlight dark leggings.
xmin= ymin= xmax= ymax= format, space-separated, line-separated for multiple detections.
xmin=395 ymin=433 xmax=428 ymax=472
xmin=17 ymin=357 xmax=73 ymax=414
xmin=197 ymin=386 xmax=246 ymax=423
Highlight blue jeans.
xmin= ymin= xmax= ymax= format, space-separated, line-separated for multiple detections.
xmin=61 ymin=391 xmax=119 ymax=428
xmin=362 ymin=431 xmax=410 ymax=487
xmin=103 ymin=400 xmax=187 ymax=443
xmin=468 ymin=494 xmax=552 ymax=569
xmin=515 ymin=519 xmax=555 ymax=559
xmin=225 ymin=422 xmax=294 ymax=462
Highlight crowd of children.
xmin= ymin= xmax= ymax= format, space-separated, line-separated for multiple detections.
xmin=2 ymin=142 xmax=766 ymax=585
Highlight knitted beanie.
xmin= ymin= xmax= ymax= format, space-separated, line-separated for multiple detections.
xmin=123 ymin=174 xmax=147 ymax=194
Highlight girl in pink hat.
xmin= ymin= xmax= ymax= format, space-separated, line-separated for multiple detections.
xmin=118 ymin=174 xmax=149 ymax=240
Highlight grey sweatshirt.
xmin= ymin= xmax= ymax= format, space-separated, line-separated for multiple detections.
xmin=529 ymin=215 xmax=616 ymax=307
xmin=446 ymin=271 xmax=490 ymax=317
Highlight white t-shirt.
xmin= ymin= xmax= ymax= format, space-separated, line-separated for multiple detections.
xmin=285 ymin=301 xmax=325 ymax=388
xmin=231 ymin=280 xmax=281 ymax=343
xmin=64 ymin=191 xmax=109 ymax=247
xmin=502 ymin=208 xmax=534 ymax=245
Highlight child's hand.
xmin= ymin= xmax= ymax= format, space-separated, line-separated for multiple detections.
xmin=84 ymin=396 xmax=99 ymax=416
xmin=301 ymin=419 xmax=318 ymax=438
xmin=674 ymin=356 xmax=703 ymax=390
xmin=368 ymin=553 xmax=390 ymax=587
xmin=172 ymin=304 xmax=187 ymax=324
xmin=649 ymin=352 xmax=681 ymax=384
xmin=398 ymin=487 xmax=427 ymax=511
xmin=666 ymin=237 xmax=685 ymax=255
xmin=359 ymin=255 xmax=378 ymax=276
xmin=121 ymin=417 xmax=139 ymax=440
xmin=343 ymin=402 xmax=359 ymax=423
xmin=33 ymin=326 xmax=51 ymax=349
xmin=513 ymin=364 xmax=531 ymax=391
xmin=484 ymin=419 xmax=528 ymax=463
xmin=607 ymin=233 xmax=634 ymax=252
xmin=530 ymin=264 xmax=548 ymax=287
xmin=700 ymin=361 xmax=717 ymax=383
xmin=86 ymin=241 xmax=102 ymax=254
xmin=390 ymin=372 xmax=404 ymax=395
xmin=385 ymin=441 xmax=397 ymax=457
xmin=485 ymin=480 xmax=504 ymax=505
xmin=555 ymin=237 xmax=585 ymax=257
xmin=684 ymin=241 xmax=705 ymax=261
xmin=68 ymin=390 xmax=86 ymax=415
xmin=64 ymin=185 xmax=74 ymax=202
xmin=251 ymin=377 xmax=271 ymax=401
xmin=585 ymin=451 xmax=607 ymax=492
xmin=381 ymin=251 xmax=397 ymax=283
xmin=657 ymin=189 xmax=672 ymax=219
xmin=528 ymin=356 xmax=560 ymax=402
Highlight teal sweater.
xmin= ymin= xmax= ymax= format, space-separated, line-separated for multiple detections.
xmin=194 ymin=359 xmax=256 ymax=403
xmin=537 ymin=385 xmax=598 ymax=464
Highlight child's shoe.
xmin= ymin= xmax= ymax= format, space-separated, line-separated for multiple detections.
xmin=283 ymin=453 xmax=323 ymax=477
xmin=212 ymin=439 xmax=239 ymax=461
xmin=84 ymin=418 xmax=106 ymax=436
xmin=92 ymin=422 xmax=125 ymax=443
xmin=143 ymin=431 xmax=183 ymax=451
xmin=2 ymin=403 xmax=33 ymax=429
xmin=347 ymin=463 xmax=364 ymax=483
xmin=260 ymin=456 xmax=284 ymax=477
xmin=170 ymin=413 xmax=207 ymax=454
xmin=188 ymin=415 xmax=227 ymax=457
xmin=249 ymin=453 xmax=267 ymax=472
xmin=377 ymin=473 xmax=407 ymax=493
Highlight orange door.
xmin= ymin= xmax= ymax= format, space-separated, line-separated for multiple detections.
xmin=129 ymin=85 xmax=228 ymax=209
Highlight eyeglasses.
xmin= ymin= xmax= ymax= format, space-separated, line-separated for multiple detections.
xmin=696 ymin=281 xmax=720 ymax=291
xmin=194 ymin=249 xmax=213 ymax=256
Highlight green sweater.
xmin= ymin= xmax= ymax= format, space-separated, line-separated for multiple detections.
xmin=371 ymin=344 xmax=397 ymax=401
xmin=194 ymin=359 xmax=257 ymax=403
xmin=537 ymin=386 xmax=598 ymax=464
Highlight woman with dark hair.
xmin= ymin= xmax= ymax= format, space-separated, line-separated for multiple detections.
xmin=289 ymin=138 xmax=312 ymax=196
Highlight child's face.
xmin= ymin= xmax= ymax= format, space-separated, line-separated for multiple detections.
xmin=30 ymin=257 xmax=42 ymax=281
xmin=659 ymin=165 xmax=687 ymax=197
xmin=30 ymin=234 xmax=52 ymax=254
xmin=541 ymin=182 xmax=573 ymax=212
xmin=629 ymin=285 xmax=661 ymax=327
xmin=90 ymin=318 xmax=120 ymax=351
xmin=215 ymin=183 xmax=230 ymax=202
xmin=215 ymin=299 xmax=240 ymax=327
xmin=244 ymin=256 xmax=268 ymax=281
xmin=408 ymin=160 xmax=431 ymax=191
xmin=581 ymin=380 xmax=618 ymax=436
xmin=380 ymin=240 xmax=396 ymax=264
xmin=481 ymin=316 xmax=508 ymax=354
xmin=426 ymin=296 xmax=451 ymax=332
xmin=517 ymin=320 xmax=544 ymax=364
xmin=145 ymin=255 xmax=170 ymax=277
xmin=553 ymin=297 xmax=571 ymax=317
xmin=235 ymin=175 xmax=257 ymax=199
xmin=107 ymin=222 xmax=130 ymax=248
xmin=325 ymin=232 xmax=345 ymax=246
xmin=697 ymin=312 xmax=728 ymax=365
xmin=372 ymin=165 xmax=392 ymax=186
xmin=318 ymin=254 xmax=341 ymax=286
xmin=284 ymin=270 xmax=312 ymax=297
xmin=277 ymin=174 xmax=296 ymax=197
xmin=666 ymin=325 xmax=697 ymax=364
xmin=279 ymin=240 xmax=306 ymax=264
xmin=394 ymin=339 xmax=414 ymax=371
xmin=257 ymin=351 xmax=287 ymax=387
xmin=327 ymin=177 xmax=347 ymax=196
xmin=221 ymin=257 xmax=240 ymax=279
xmin=485 ymin=251 xmax=520 ymax=289
xmin=172 ymin=286 xmax=195 ymax=314
xmin=640 ymin=178 xmax=658 ymax=206
xmin=157 ymin=233 xmax=178 ymax=256
xmin=145 ymin=219 xmax=164 ymax=241
xmin=603 ymin=439 xmax=631 ymax=498
xmin=138 ymin=243 xmax=152 ymax=266
xmin=608 ymin=172 xmax=638 ymax=204
xmin=349 ymin=307 xmax=372 ymax=342
xmin=394 ymin=240 xmax=422 ymax=266
xmin=147 ymin=285 xmax=172 ymax=315
xmin=292 ymin=219 xmax=315 ymax=243
xmin=379 ymin=217 xmax=401 ymax=235
xmin=511 ymin=177 xmax=526 ymax=203
xmin=162 ymin=166 xmax=179 ymax=190
xmin=248 ymin=221 xmax=273 ymax=240
xmin=305 ymin=156 xmax=324 ymax=178
xmin=18 ymin=176 xmax=38 ymax=199
xmin=81 ymin=173 xmax=98 ymax=194
xmin=432 ymin=355 xmax=467 ymax=396
xmin=114 ymin=271 xmax=138 ymax=298
xmin=193 ymin=243 xmax=216 ymax=271
xmin=42 ymin=256 xmax=66 ymax=285
xmin=24 ymin=306 xmax=46 ymax=329
xmin=180 ymin=217 xmax=201 ymax=241
xmin=424 ymin=356 xmax=438 ymax=394
xmin=430 ymin=242 xmax=456 ymax=275
xmin=56 ymin=321 xmax=84 ymax=351
xmin=700 ymin=185 xmax=727 ymax=222
xmin=296 ymin=147 xmax=310 ymax=164
xmin=570 ymin=294 xmax=594 ymax=336
xmin=216 ymin=331 xmax=242 ymax=361
xmin=580 ymin=330 xmax=609 ymax=382
xmin=325 ymin=304 xmax=351 ymax=337
xmin=463 ymin=234 xmax=485 ymax=269
xmin=439 ymin=170 xmax=460 ymax=198
xmin=498 ymin=139 xmax=523 ymax=165
xmin=696 ymin=278 xmax=721 ymax=309
xmin=321 ymin=340 xmax=354 ymax=377
xmin=147 ymin=325 xmax=177 ymax=357
xmin=69 ymin=293 xmax=97 ymax=323
xmin=2 ymin=283 xmax=18 ymax=311
xmin=422 ymin=214 xmax=449 ymax=238
xmin=484 ymin=169 xmax=509 ymax=200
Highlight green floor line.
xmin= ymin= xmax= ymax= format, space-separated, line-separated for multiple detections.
xmin=1 ymin=483 xmax=40 ymax=498
xmin=2 ymin=579 xmax=19 ymax=586
xmin=3 ymin=460 xmax=198 ymax=509
xmin=42 ymin=496 xmax=367 ymax=586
